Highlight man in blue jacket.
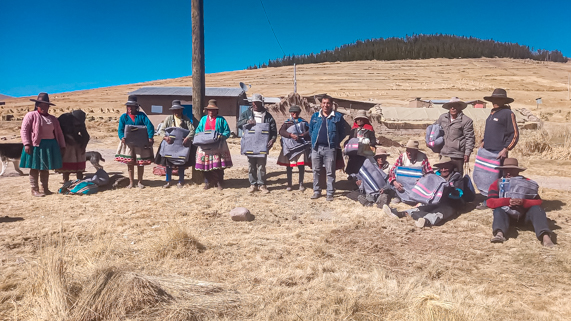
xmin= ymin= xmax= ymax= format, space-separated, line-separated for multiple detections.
xmin=308 ymin=95 xmax=348 ymax=201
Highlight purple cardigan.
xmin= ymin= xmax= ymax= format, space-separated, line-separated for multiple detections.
xmin=20 ymin=111 xmax=66 ymax=148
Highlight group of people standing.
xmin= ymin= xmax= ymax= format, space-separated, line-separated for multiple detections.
xmin=18 ymin=89 xmax=555 ymax=247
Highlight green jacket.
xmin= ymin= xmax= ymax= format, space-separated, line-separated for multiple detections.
xmin=159 ymin=115 xmax=195 ymax=140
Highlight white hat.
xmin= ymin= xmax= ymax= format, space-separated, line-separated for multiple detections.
xmin=252 ymin=93 xmax=264 ymax=103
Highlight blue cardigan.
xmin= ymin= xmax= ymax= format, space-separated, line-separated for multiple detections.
xmin=117 ymin=113 xmax=155 ymax=140
xmin=195 ymin=116 xmax=231 ymax=138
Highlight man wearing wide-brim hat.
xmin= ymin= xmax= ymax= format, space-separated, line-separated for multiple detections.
xmin=236 ymin=93 xmax=278 ymax=194
xmin=387 ymin=139 xmax=433 ymax=202
xmin=435 ymin=97 xmax=475 ymax=175
xmin=485 ymin=158 xmax=554 ymax=247
xmin=155 ymin=100 xmax=196 ymax=188
xmin=480 ymin=88 xmax=519 ymax=160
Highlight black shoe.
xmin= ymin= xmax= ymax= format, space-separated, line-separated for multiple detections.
xmin=326 ymin=195 xmax=334 ymax=202
xmin=311 ymin=192 xmax=321 ymax=199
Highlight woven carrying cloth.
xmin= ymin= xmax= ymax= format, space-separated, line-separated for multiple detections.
xmin=158 ymin=127 xmax=191 ymax=166
xmin=394 ymin=166 xmax=424 ymax=203
xmin=425 ymin=123 xmax=444 ymax=153
xmin=241 ymin=123 xmax=270 ymax=158
xmin=410 ymin=173 xmax=447 ymax=205
xmin=473 ymin=148 xmax=500 ymax=196
xmin=356 ymin=157 xmax=388 ymax=194
xmin=124 ymin=125 xmax=151 ymax=148
xmin=503 ymin=177 xmax=539 ymax=199
xmin=282 ymin=122 xmax=311 ymax=160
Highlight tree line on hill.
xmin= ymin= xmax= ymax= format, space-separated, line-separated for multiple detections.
xmin=247 ymin=34 xmax=568 ymax=69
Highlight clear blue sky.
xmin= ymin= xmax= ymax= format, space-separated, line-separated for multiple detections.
xmin=1 ymin=0 xmax=569 ymax=97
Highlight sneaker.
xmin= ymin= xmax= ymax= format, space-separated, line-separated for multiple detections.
xmin=286 ymin=186 xmax=292 ymax=191
xmin=177 ymin=182 xmax=184 ymax=189
xmin=382 ymin=204 xmax=399 ymax=219
xmin=310 ymin=192 xmax=321 ymax=199
xmin=299 ymin=184 xmax=306 ymax=192
xmin=326 ymin=195 xmax=334 ymax=202
xmin=249 ymin=185 xmax=257 ymax=193
xmin=163 ymin=182 xmax=172 ymax=189
xmin=415 ymin=218 xmax=431 ymax=228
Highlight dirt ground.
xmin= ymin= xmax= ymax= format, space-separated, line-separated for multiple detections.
xmin=1 ymin=58 xmax=571 ymax=320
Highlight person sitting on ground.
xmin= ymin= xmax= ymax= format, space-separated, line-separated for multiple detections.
xmin=387 ymin=139 xmax=433 ymax=203
xmin=348 ymin=147 xmax=392 ymax=207
xmin=276 ymin=105 xmax=310 ymax=191
xmin=344 ymin=110 xmax=376 ymax=177
xmin=383 ymin=157 xmax=464 ymax=228
xmin=155 ymin=100 xmax=195 ymax=188
xmin=487 ymin=158 xmax=554 ymax=248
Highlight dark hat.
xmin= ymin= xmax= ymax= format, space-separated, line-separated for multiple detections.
xmin=170 ymin=100 xmax=184 ymax=110
xmin=30 ymin=92 xmax=55 ymax=106
xmin=205 ymin=99 xmax=219 ymax=110
xmin=125 ymin=95 xmax=139 ymax=106
xmin=289 ymin=105 xmax=302 ymax=113
xmin=433 ymin=156 xmax=455 ymax=168
xmin=484 ymin=88 xmax=514 ymax=104
xmin=495 ymin=158 xmax=526 ymax=171
xmin=442 ymin=97 xmax=467 ymax=111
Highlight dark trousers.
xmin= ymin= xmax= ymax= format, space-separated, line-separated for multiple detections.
xmin=165 ymin=166 xmax=185 ymax=183
xmin=286 ymin=166 xmax=305 ymax=186
xmin=492 ymin=205 xmax=551 ymax=240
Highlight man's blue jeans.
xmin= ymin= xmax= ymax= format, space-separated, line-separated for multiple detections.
xmin=311 ymin=145 xmax=336 ymax=196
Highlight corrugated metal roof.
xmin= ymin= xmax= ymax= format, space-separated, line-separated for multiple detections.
xmin=129 ymin=86 xmax=244 ymax=97
xmin=247 ymin=96 xmax=282 ymax=104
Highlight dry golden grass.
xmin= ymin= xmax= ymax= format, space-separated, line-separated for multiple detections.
xmin=1 ymin=58 xmax=571 ymax=320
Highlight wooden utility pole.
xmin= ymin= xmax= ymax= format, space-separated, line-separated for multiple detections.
xmin=192 ymin=0 xmax=205 ymax=122
xmin=191 ymin=0 xmax=205 ymax=184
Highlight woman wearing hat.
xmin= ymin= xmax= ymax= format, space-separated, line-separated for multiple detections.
xmin=115 ymin=95 xmax=155 ymax=188
xmin=481 ymin=88 xmax=519 ymax=160
xmin=277 ymin=105 xmax=310 ymax=191
xmin=344 ymin=110 xmax=376 ymax=176
xmin=384 ymin=157 xmax=465 ymax=228
xmin=20 ymin=93 xmax=66 ymax=197
xmin=56 ymin=110 xmax=90 ymax=182
xmin=194 ymin=99 xmax=232 ymax=189
xmin=486 ymin=158 xmax=554 ymax=247
xmin=436 ymin=97 xmax=475 ymax=175
xmin=154 ymin=100 xmax=195 ymax=188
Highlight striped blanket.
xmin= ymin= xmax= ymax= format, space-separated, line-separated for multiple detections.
xmin=395 ymin=166 xmax=424 ymax=203
xmin=356 ymin=157 xmax=388 ymax=195
xmin=473 ymin=148 xmax=500 ymax=197
xmin=410 ymin=173 xmax=447 ymax=205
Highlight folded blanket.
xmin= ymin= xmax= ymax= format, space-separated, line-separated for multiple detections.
xmin=410 ymin=173 xmax=447 ymax=205
xmin=282 ymin=122 xmax=311 ymax=160
xmin=241 ymin=123 xmax=270 ymax=158
xmin=395 ymin=166 xmax=423 ymax=203
xmin=193 ymin=130 xmax=220 ymax=146
xmin=506 ymin=176 xmax=539 ymax=199
xmin=159 ymin=127 xmax=191 ymax=165
xmin=357 ymin=157 xmax=388 ymax=195
xmin=124 ymin=125 xmax=150 ymax=148
xmin=473 ymin=148 xmax=500 ymax=196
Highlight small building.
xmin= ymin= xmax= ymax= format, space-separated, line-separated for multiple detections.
xmin=408 ymin=98 xmax=431 ymax=108
xmin=466 ymin=100 xmax=487 ymax=108
xmin=128 ymin=86 xmax=248 ymax=133
xmin=305 ymin=94 xmax=377 ymax=113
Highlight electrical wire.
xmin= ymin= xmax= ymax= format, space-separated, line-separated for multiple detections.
xmin=258 ymin=0 xmax=285 ymax=56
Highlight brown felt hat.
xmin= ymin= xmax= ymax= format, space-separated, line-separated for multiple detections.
xmin=373 ymin=147 xmax=390 ymax=158
xmin=405 ymin=139 xmax=420 ymax=150
xmin=442 ymin=97 xmax=467 ymax=111
xmin=30 ymin=92 xmax=55 ymax=106
xmin=495 ymin=158 xmax=526 ymax=171
xmin=484 ymin=88 xmax=514 ymax=104
xmin=434 ymin=156 xmax=455 ymax=168
xmin=205 ymin=99 xmax=219 ymax=110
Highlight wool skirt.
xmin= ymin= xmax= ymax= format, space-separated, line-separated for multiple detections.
xmin=276 ymin=149 xmax=309 ymax=167
xmin=195 ymin=140 xmax=233 ymax=171
xmin=114 ymin=141 xmax=154 ymax=165
xmin=20 ymin=139 xmax=62 ymax=170
xmin=56 ymin=142 xmax=86 ymax=173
